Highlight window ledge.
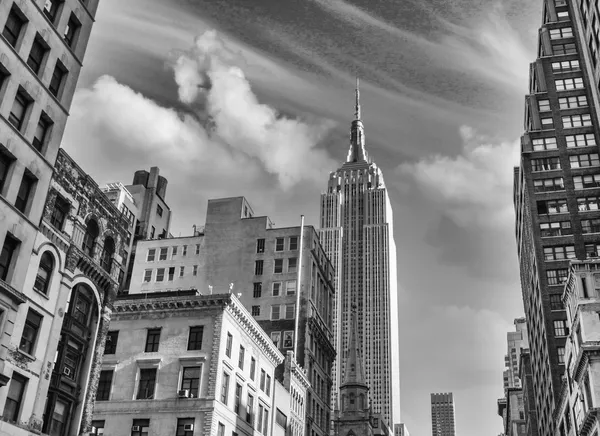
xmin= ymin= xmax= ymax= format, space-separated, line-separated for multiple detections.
xmin=0 ymin=279 xmax=26 ymax=304
xmin=136 ymin=357 xmax=161 ymax=368
xmin=16 ymin=348 xmax=35 ymax=361
xmin=32 ymin=288 xmax=50 ymax=300
xmin=179 ymin=356 xmax=206 ymax=365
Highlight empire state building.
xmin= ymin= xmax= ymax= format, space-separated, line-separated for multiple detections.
xmin=319 ymin=79 xmax=400 ymax=427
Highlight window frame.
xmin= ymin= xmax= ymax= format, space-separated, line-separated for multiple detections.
xmin=187 ymin=326 xmax=203 ymax=351
xmin=144 ymin=328 xmax=161 ymax=353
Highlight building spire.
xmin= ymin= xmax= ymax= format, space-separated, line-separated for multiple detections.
xmin=343 ymin=302 xmax=366 ymax=386
xmin=355 ymin=76 xmax=361 ymax=120
xmin=346 ymin=76 xmax=368 ymax=163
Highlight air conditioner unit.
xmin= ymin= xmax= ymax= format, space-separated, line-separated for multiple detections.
xmin=184 ymin=424 xmax=194 ymax=431
xmin=132 ymin=426 xmax=141 ymax=432
xmin=178 ymin=389 xmax=189 ymax=398
xmin=63 ymin=367 xmax=71 ymax=377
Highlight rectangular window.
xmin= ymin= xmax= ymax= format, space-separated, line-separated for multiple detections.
xmin=250 ymin=357 xmax=256 ymax=380
xmin=538 ymin=99 xmax=551 ymax=112
xmin=285 ymin=304 xmax=295 ymax=319
xmin=263 ymin=408 xmax=269 ymax=434
xmin=225 ymin=332 xmax=233 ymax=357
xmin=577 ymin=196 xmax=600 ymax=211
xmin=3 ymin=372 xmax=26 ymax=422
xmin=9 ymin=88 xmax=30 ymax=131
xmin=581 ymin=218 xmax=600 ymax=234
xmin=188 ymin=326 xmax=203 ymax=350
xmin=168 ymin=267 xmax=175 ymax=281
xmin=271 ymin=305 xmax=281 ymax=320
xmin=235 ymin=383 xmax=242 ymax=414
xmin=147 ymin=249 xmax=156 ymax=262
xmin=533 ymin=178 xmax=564 ymax=192
xmin=195 ymin=244 xmax=200 ymax=255
xmin=276 ymin=409 xmax=287 ymax=428
xmin=559 ymin=95 xmax=588 ymax=109
xmin=172 ymin=246 xmax=178 ymax=256
xmin=260 ymin=369 xmax=266 ymax=391
xmin=155 ymin=268 xmax=165 ymax=282
xmin=532 ymin=137 xmax=557 ymax=151
xmin=289 ymin=236 xmax=299 ymax=250
xmin=547 ymin=269 xmax=569 ymax=285
xmin=49 ymin=61 xmax=67 ymax=98
xmin=182 ymin=245 xmax=187 ymax=256
xmin=255 ymin=260 xmax=263 ymax=275
xmin=562 ymin=114 xmax=592 ymax=128
xmin=288 ymin=258 xmax=297 ymax=273
xmin=275 ymin=238 xmax=284 ymax=251
xmin=253 ymin=282 xmax=262 ymax=298
xmin=258 ymin=405 xmax=264 ymax=433
xmin=246 ymin=393 xmax=254 ymax=424
xmin=550 ymin=27 xmax=573 ymax=39
xmin=217 ymin=423 xmax=225 ymax=436
xmin=541 ymin=117 xmax=554 ymax=127
xmin=91 ymin=420 xmax=104 ymax=436
xmin=132 ymin=420 xmax=150 ymax=436
xmin=283 ymin=331 xmax=294 ymax=348
xmin=0 ymin=234 xmax=19 ymax=282
xmin=574 ymin=174 xmax=600 ymax=189
xmin=552 ymin=60 xmax=580 ymax=72
xmin=537 ymin=199 xmax=568 ymax=214
xmin=143 ymin=269 xmax=152 ymax=283
xmin=33 ymin=112 xmax=53 ymax=152
xmin=19 ymin=309 xmax=42 ymax=355
xmin=156 ymin=204 xmax=163 ymax=217
xmin=531 ymin=157 xmax=561 ymax=171
xmin=238 ymin=346 xmax=245 ymax=369
xmin=175 ymin=418 xmax=195 ymax=436
xmin=557 ymin=11 xmax=569 ymax=19
xmin=0 ymin=151 xmax=14 ymax=195
xmin=15 ymin=171 xmax=36 ymax=214
xmin=540 ymin=221 xmax=572 ymax=237
xmin=150 ymin=226 xmax=155 ymax=239
xmin=43 ymin=0 xmax=62 ymax=23
xmin=550 ymin=294 xmax=563 ymax=311
xmin=27 ymin=35 xmax=48 ymax=75
xmin=251 ymin=306 xmax=260 ymax=316
xmin=286 ymin=280 xmax=297 ymax=295
xmin=159 ymin=247 xmax=168 ymax=260
xmin=180 ymin=367 xmax=200 ymax=398
xmin=104 ymin=331 xmax=119 ymax=355
xmin=64 ymin=13 xmax=81 ymax=48
xmin=554 ymin=319 xmax=568 ymax=336
xmin=274 ymin=259 xmax=283 ymax=273
xmin=543 ymin=245 xmax=575 ymax=260
xmin=256 ymin=238 xmax=265 ymax=253
xmin=179 ymin=266 xmax=184 ymax=277
xmin=555 ymin=77 xmax=584 ymax=90
xmin=2 ymin=6 xmax=26 ymax=47
xmin=221 ymin=372 xmax=230 ymax=404
xmin=145 ymin=329 xmax=160 ymax=352
xmin=558 ymin=346 xmax=565 ymax=364
xmin=567 ymin=133 xmax=596 ymax=148
xmin=96 ymin=370 xmax=113 ymax=401
xmin=136 ymin=368 xmax=157 ymax=399
xmin=272 ymin=282 xmax=281 ymax=296
xmin=271 ymin=332 xmax=281 ymax=348
xmin=553 ymin=43 xmax=577 ymax=55
xmin=192 ymin=265 xmax=198 ymax=276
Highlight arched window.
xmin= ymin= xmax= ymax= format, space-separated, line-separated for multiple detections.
xmin=82 ymin=220 xmax=99 ymax=257
xmin=101 ymin=237 xmax=115 ymax=272
xmin=34 ymin=252 xmax=54 ymax=294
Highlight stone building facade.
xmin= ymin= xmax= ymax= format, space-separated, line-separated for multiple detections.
xmin=0 ymin=148 xmax=128 ymax=436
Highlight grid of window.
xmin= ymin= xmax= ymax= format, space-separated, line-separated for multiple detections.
xmin=271 ymin=305 xmax=281 ymax=320
xmin=570 ymin=153 xmax=599 ymax=168
xmin=533 ymin=178 xmax=564 ymax=192
xmin=537 ymin=199 xmax=568 ymax=214
xmin=585 ymin=243 xmax=600 ymax=257
xmin=288 ymin=258 xmax=297 ymax=273
xmin=559 ymin=96 xmax=588 ymax=109
xmin=286 ymin=280 xmax=296 ymax=295
xmin=549 ymin=294 xmax=564 ymax=311
xmin=96 ymin=370 xmax=113 ymax=401
xmin=143 ymin=269 xmax=152 ymax=282
xmin=538 ymin=99 xmax=551 ymax=112
xmin=285 ymin=304 xmax=295 ymax=319
xmin=541 ymin=117 xmax=554 ymax=127
xmin=251 ymin=306 xmax=260 ymax=316
xmin=274 ymin=259 xmax=283 ymax=274
xmin=574 ymin=174 xmax=600 ymax=189
xmin=156 ymin=268 xmax=165 ymax=282
xmin=567 ymin=134 xmax=596 ymax=147
xmin=253 ymin=282 xmax=262 ymax=297
xmin=272 ymin=282 xmax=281 ymax=296
xmin=547 ymin=269 xmax=569 ymax=285
xmin=181 ymin=367 xmax=200 ymax=398
xmin=532 ymin=157 xmax=561 ymax=171
xmin=557 ymin=11 xmax=569 ymax=19
xmin=532 ymin=137 xmax=557 ymax=151
xmin=147 ymin=249 xmax=156 ymax=262
xmin=553 ymin=43 xmax=576 ymax=55
xmin=104 ymin=331 xmax=119 ymax=355
xmin=553 ymin=320 xmax=568 ymax=336
xmin=555 ymin=77 xmax=584 ymax=90
xmin=256 ymin=239 xmax=265 ymax=253
xmin=543 ymin=245 xmax=575 ymax=260
xmin=275 ymin=238 xmax=284 ymax=251
xmin=137 ymin=368 xmax=157 ymax=400
xmin=577 ymin=196 xmax=600 ymax=211
xmin=187 ymin=326 xmax=203 ymax=350
xmin=563 ymin=114 xmax=592 ymax=128
xmin=552 ymin=60 xmax=580 ymax=72
xmin=550 ymin=27 xmax=573 ymax=39
xmin=289 ymin=236 xmax=299 ymax=250
xmin=50 ymin=195 xmax=69 ymax=229
xmin=558 ymin=346 xmax=566 ymax=364
xmin=159 ymin=247 xmax=167 ymax=261
xmin=145 ymin=329 xmax=160 ymax=352
xmin=255 ymin=260 xmax=263 ymax=275
xmin=581 ymin=218 xmax=600 ymax=234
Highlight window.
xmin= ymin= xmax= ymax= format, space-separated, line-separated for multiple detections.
xmin=563 ymin=114 xmax=592 ymax=128
xmin=256 ymin=238 xmax=265 ymax=253
xmin=271 ymin=305 xmax=281 ymax=320
xmin=0 ymin=234 xmax=19 ymax=282
xmin=172 ymin=246 xmax=178 ymax=256
xmin=574 ymin=175 xmax=600 ymax=189
xmin=143 ymin=269 xmax=152 ymax=282
xmin=101 ymin=237 xmax=114 ymax=272
xmin=225 ymin=332 xmax=233 ymax=357
xmin=150 ymin=226 xmax=155 ymax=239
xmin=15 ymin=171 xmax=35 ymax=214
xmin=274 ymin=259 xmax=283 ymax=273
xmin=286 ymin=280 xmax=297 ymax=295
xmin=91 ymin=420 xmax=104 ymax=436
xmin=238 ymin=346 xmax=245 ymax=369
xmin=246 ymin=393 xmax=254 ymax=424
xmin=33 ymin=112 xmax=53 ymax=153
xmin=577 ymin=196 xmax=600 ymax=211
xmin=3 ymin=372 xmax=26 ymax=422
xmin=49 ymin=61 xmax=67 ymax=98
xmin=557 ymin=11 xmax=569 ymax=19
xmin=258 ymin=405 xmax=264 ymax=433
xmin=179 ymin=266 xmax=184 ymax=277
xmin=96 ymin=370 xmax=113 ymax=401
xmin=272 ymin=282 xmax=281 ymax=296
xmin=538 ymin=99 xmax=550 ymax=112
xmin=260 ymin=369 xmax=266 ymax=391
xmin=235 ymin=383 xmax=242 ymax=414
xmin=195 ymin=244 xmax=200 ymax=255
xmin=19 ymin=309 xmax=42 ymax=355
xmin=147 ymin=249 xmax=156 ymax=262
xmin=33 ymin=252 xmax=54 ymax=294
xmin=540 ymin=221 xmax=572 ymax=237
xmin=559 ymin=96 xmax=588 ymax=109
xmin=543 ymin=245 xmax=575 ymax=260
xmin=581 ymin=218 xmax=600 ymax=234
xmin=0 ymin=151 xmax=14 ymax=195
xmin=145 ymin=329 xmax=160 ymax=352
xmin=586 ymin=243 xmax=600 ymax=257
xmin=283 ymin=331 xmax=294 ymax=348
xmin=550 ymin=27 xmax=573 ymax=39
xmin=176 ymin=418 xmax=195 ymax=436
xmin=554 ymin=320 xmax=568 ymax=336
xmin=82 ymin=219 xmax=99 ymax=257
xmin=276 ymin=409 xmax=287 ymax=428
xmin=182 ymin=245 xmax=187 ymax=256
xmin=537 ymin=199 xmax=568 ymax=214
xmin=552 ymin=60 xmax=580 ymax=72
xmin=251 ymin=305 xmax=260 ymax=316
xmin=255 ymin=260 xmax=263 ymax=275
xmin=217 ymin=423 xmax=225 ymax=436
xmin=159 ymin=247 xmax=168 ymax=261
xmin=28 ymin=36 xmax=50 ymax=77
xmin=253 ymin=282 xmax=262 ymax=297
xmin=265 ymin=374 xmax=271 ymax=396
xmin=567 ymin=134 xmax=596 ymax=148
xmin=43 ymin=0 xmax=62 ymax=23
xmin=250 ymin=357 xmax=256 ymax=380
xmin=275 ymin=238 xmax=284 ymax=251
xmin=221 ymin=372 xmax=230 ymax=404
xmin=156 ymin=268 xmax=165 ymax=282
xmin=105 ymin=331 xmax=119 ymax=355
xmin=533 ymin=178 xmax=564 ymax=192
xmin=550 ymin=294 xmax=563 ymax=310
xmin=2 ymin=6 xmax=26 ymax=48
xmin=137 ymin=368 xmax=157 ymax=399
xmin=558 ymin=346 xmax=565 ymax=364
xmin=285 ymin=304 xmax=295 ymax=319
xmin=192 ymin=265 xmax=198 ymax=276
xmin=64 ymin=13 xmax=81 ymax=48
xmin=271 ymin=332 xmax=281 ymax=348
xmin=288 ymin=258 xmax=297 ymax=273
xmin=156 ymin=204 xmax=163 ymax=217
xmin=553 ymin=43 xmax=577 ymax=55
xmin=547 ymin=269 xmax=568 ymax=285
xmin=532 ymin=137 xmax=557 ymax=151
xmin=555 ymin=77 xmax=584 ymax=91
xmin=289 ymin=236 xmax=299 ymax=250
xmin=9 ymin=88 xmax=30 ymax=131
xmin=531 ymin=157 xmax=561 ymax=171
xmin=263 ymin=408 xmax=269 ymax=434
xmin=188 ymin=326 xmax=203 ymax=350
xmin=181 ymin=367 xmax=200 ymax=398
xmin=541 ymin=117 xmax=554 ymax=127
xmin=166 ymin=266 xmax=174 ymax=281
xmin=131 ymin=419 xmax=150 ymax=436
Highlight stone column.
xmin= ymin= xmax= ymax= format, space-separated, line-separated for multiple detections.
xmin=78 ymin=303 xmax=112 ymax=436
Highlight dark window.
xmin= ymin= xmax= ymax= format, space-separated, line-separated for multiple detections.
xmin=101 ymin=237 xmax=115 ymax=272
xmin=253 ymin=282 xmax=262 ymax=297
xmin=275 ymin=238 xmax=284 ymax=251
xmin=15 ymin=171 xmax=36 ymax=214
xmin=49 ymin=61 xmax=67 ymax=98
xmin=131 ymin=419 xmax=150 ymax=436
xmin=246 ymin=393 xmax=254 ymax=424
xmin=289 ymin=236 xmax=298 ymax=250
xmin=82 ymin=219 xmax=99 ymax=257
xmin=187 ymin=326 xmax=203 ymax=350
xmin=43 ymin=0 xmax=62 ymax=24
xmin=33 ymin=112 xmax=52 ymax=152
xmin=217 ymin=423 xmax=225 ymax=436
xmin=255 ymin=260 xmax=263 ymax=275
xmin=234 ymin=383 xmax=243 ymax=414
xmin=275 ymin=409 xmax=287 ymax=428
xmin=220 ymin=372 xmax=230 ymax=404
xmin=19 ymin=309 xmax=42 ymax=354
xmin=63 ymin=13 xmax=80 ymax=48
xmin=266 ymin=374 xmax=271 ymax=396
xmin=150 ymin=226 xmax=155 ymax=239
xmin=0 ymin=233 xmax=19 ymax=281
xmin=225 ymin=332 xmax=232 ymax=357
xmin=274 ymin=259 xmax=283 ymax=273
xmin=26 ymin=35 xmax=48 ymax=75
xmin=0 ymin=150 xmax=14 ymax=195
xmin=47 ymin=398 xmax=70 ymax=436
xmin=33 ymin=251 xmax=54 ymax=294
xmin=3 ymin=372 xmax=27 ymax=422
xmin=2 ymin=6 xmax=26 ymax=48
xmin=251 ymin=306 xmax=260 ymax=316
xmin=49 ymin=195 xmax=69 ymax=229
xmin=91 ymin=420 xmax=104 ymax=436
xmin=9 ymin=89 xmax=30 ymax=131
xmin=104 ymin=331 xmax=119 ymax=355
xmin=168 ymin=266 xmax=175 ymax=281
xmin=181 ymin=367 xmax=200 ymax=398
xmin=256 ymin=238 xmax=265 ymax=253
xmin=250 ymin=358 xmax=256 ymax=380
xmin=176 ymin=418 xmax=195 ymax=436
xmin=238 ymin=346 xmax=245 ymax=369
xmin=156 ymin=204 xmax=163 ymax=217
xmin=260 ymin=369 xmax=266 ymax=391
xmin=145 ymin=329 xmax=160 ymax=352
xmin=136 ymin=368 xmax=157 ymax=399
xmin=96 ymin=370 xmax=113 ymax=401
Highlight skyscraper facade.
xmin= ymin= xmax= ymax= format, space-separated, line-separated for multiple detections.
xmin=503 ymin=318 xmax=529 ymax=392
xmin=319 ymin=81 xmax=400 ymax=426
xmin=430 ymin=393 xmax=456 ymax=436
xmin=513 ymin=1 xmax=600 ymax=434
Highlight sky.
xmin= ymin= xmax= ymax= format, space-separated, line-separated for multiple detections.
xmin=62 ymin=0 xmax=543 ymax=434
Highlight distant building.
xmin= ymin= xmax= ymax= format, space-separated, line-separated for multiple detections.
xmin=92 ymin=291 xmax=285 ymax=436
xmin=127 ymin=196 xmax=336 ymax=436
xmin=519 ymin=351 xmax=539 ymax=436
xmin=394 ymin=423 xmax=410 ymax=436
xmin=282 ymin=350 xmax=309 ymax=436
xmin=431 ymin=393 xmax=456 ymax=436
xmin=504 ymin=318 xmax=529 ymax=391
